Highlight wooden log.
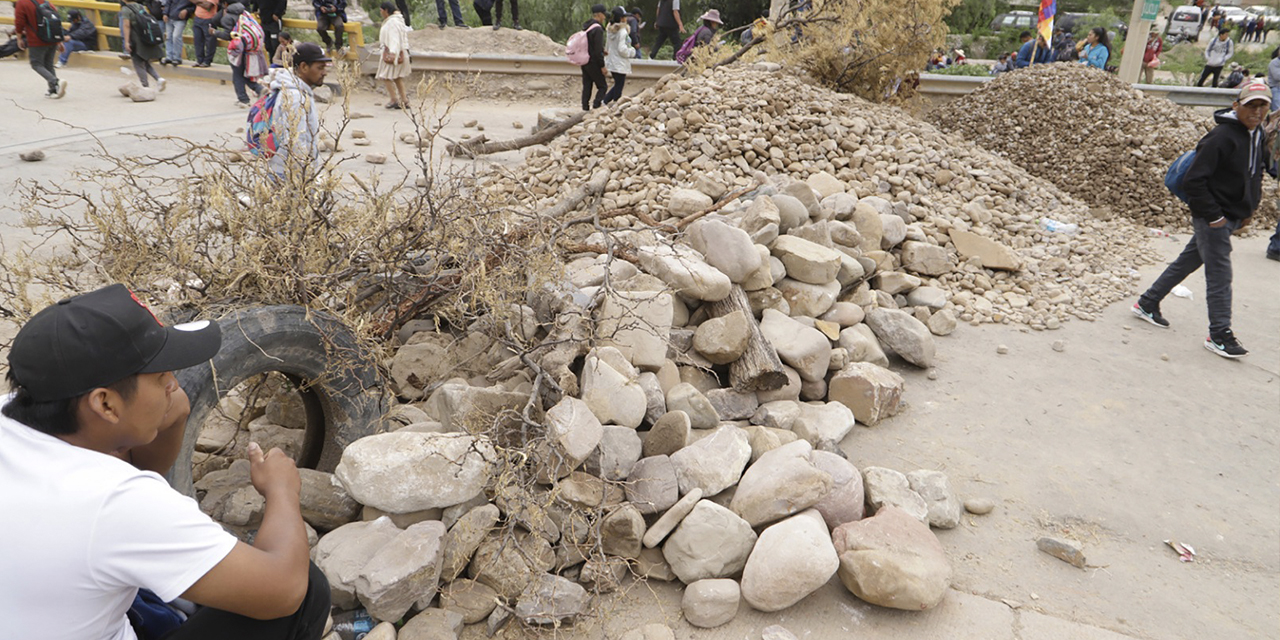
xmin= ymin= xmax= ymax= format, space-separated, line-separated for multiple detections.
xmin=447 ymin=112 xmax=588 ymax=157
xmin=706 ymin=285 xmax=788 ymax=392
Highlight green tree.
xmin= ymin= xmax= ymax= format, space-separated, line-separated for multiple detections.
xmin=945 ymin=0 xmax=1005 ymax=35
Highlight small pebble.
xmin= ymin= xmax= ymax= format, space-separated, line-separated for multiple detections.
xmin=476 ymin=124 xmax=485 ymax=131
xmin=351 ymin=129 xmax=367 ymax=139
xmin=1160 ymin=353 xmax=1169 ymax=361
xmin=19 ymin=150 xmax=46 ymax=162
xmin=964 ymin=498 xmax=995 ymax=515
xmin=513 ymin=121 xmax=525 ymax=129
xmin=996 ymin=344 xmax=1009 ymax=355
xmin=1051 ymin=340 xmax=1065 ymax=352
xmin=464 ymin=119 xmax=478 ymax=128
xmin=761 ymin=625 xmax=798 ymax=640
xmin=926 ymin=369 xmax=938 ymax=381
xmin=1036 ymin=536 xmax=1087 ymax=569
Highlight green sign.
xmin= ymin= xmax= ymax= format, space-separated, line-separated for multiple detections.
xmin=1141 ymin=0 xmax=1160 ymax=21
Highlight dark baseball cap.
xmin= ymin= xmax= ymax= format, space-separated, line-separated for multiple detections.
xmin=7 ymin=284 xmax=222 ymax=402
xmin=293 ymin=42 xmax=333 ymax=65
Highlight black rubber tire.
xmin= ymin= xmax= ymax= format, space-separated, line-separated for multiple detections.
xmin=166 ymin=305 xmax=387 ymax=496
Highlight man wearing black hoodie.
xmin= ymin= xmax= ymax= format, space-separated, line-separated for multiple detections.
xmin=1133 ymin=81 xmax=1270 ymax=359
xmin=581 ymin=4 xmax=607 ymax=111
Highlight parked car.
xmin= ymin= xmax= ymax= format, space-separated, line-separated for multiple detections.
xmin=989 ymin=10 xmax=1036 ymax=33
xmin=1245 ymin=5 xmax=1280 ymax=28
xmin=1165 ymin=5 xmax=1203 ymax=41
xmin=1219 ymin=6 xmax=1252 ymax=27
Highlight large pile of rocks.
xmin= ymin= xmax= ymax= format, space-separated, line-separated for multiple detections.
xmin=193 ymin=63 xmax=1169 ymax=638
xmin=930 ymin=63 xmax=1278 ymax=231
xmin=483 ymin=63 xmax=1160 ymax=328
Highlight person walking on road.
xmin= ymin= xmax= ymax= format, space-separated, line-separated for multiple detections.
xmin=602 ymin=6 xmax=635 ymax=105
xmin=191 ymin=0 xmax=219 ymax=66
xmin=229 ymin=4 xmax=267 ymax=106
xmin=122 ymin=0 xmax=167 ymax=93
xmin=649 ymin=0 xmax=683 ymax=59
xmin=1197 ymin=28 xmax=1234 ymax=87
xmin=56 ymin=9 xmax=97 ymax=67
xmin=377 ymin=1 xmax=412 ymax=109
xmin=269 ymin=41 xmax=330 ymax=177
xmin=13 ymin=0 xmax=68 ymax=98
xmin=580 ymin=4 xmax=608 ymax=111
xmin=1133 ymin=82 xmax=1271 ymax=359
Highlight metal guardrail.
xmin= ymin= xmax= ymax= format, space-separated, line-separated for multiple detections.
xmin=917 ymin=72 xmax=1240 ymax=108
xmin=359 ymin=50 xmax=680 ymax=81
xmin=1 ymin=0 xmax=363 ymax=59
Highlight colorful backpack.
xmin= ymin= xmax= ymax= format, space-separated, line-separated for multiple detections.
xmin=236 ymin=12 xmax=264 ymax=52
xmin=565 ymin=22 xmax=601 ymax=66
xmin=246 ymin=88 xmax=281 ymax=158
xmin=675 ymin=26 xmax=710 ymax=64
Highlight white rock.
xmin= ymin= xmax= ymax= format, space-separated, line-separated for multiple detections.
xmin=879 ymin=214 xmax=907 ymax=249
xmin=545 ymin=396 xmax=603 ymax=471
xmin=335 ymin=432 xmax=497 ymax=513
xmin=583 ymin=425 xmax=643 ymax=481
xmin=681 ymin=578 xmax=741 ymax=628
xmin=665 ymin=383 xmax=719 ymax=430
xmin=355 ymin=520 xmax=447 ymax=622
xmin=862 ymin=467 xmax=928 ymax=523
xmin=580 ymin=352 xmax=647 ymax=428
xmin=790 ymin=402 xmax=856 ymax=445
xmin=663 ymin=500 xmax=758 ymax=583
xmin=730 ymin=440 xmax=832 ymax=527
xmin=906 ymin=469 xmax=962 ymax=530
xmin=774 ymin=278 xmax=839 ymax=318
xmin=688 ymin=218 xmax=763 ymax=283
xmin=669 ymin=425 xmax=751 ymax=496
xmin=740 ymin=510 xmax=839 ymax=612
xmin=864 ymin=308 xmax=936 ymax=369
xmin=597 ymin=290 xmax=673 ymax=370
xmin=636 ymin=244 xmax=732 ymax=302
xmin=771 ymin=235 xmax=843 ymax=285
xmin=693 ymin=310 xmax=751 ymax=364
xmin=759 ymin=309 xmax=832 ymax=383
xmin=668 ymin=188 xmax=714 ymax=218
xmin=313 ymin=517 xmax=401 ymax=609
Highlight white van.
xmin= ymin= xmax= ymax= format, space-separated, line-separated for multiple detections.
xmin=1166 ymin=6 xmax=1202 ymax=41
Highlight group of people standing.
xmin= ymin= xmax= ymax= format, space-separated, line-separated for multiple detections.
xmin=578 ymin=2 xmax=721 ymax=111
xmin=990 ymin=27 xmax=1111 ymax=74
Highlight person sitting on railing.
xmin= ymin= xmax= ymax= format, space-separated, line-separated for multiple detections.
xmin=312 ymin=0 xmax=347 ymax=53
xmin=1014 ymin=32 xmax=1049 ymax=69
xmin=56 ymin=9 xmax=98 ymax=68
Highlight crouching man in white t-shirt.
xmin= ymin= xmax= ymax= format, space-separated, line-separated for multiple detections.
xmin=0 ymin=284 xmax=330 ymax=640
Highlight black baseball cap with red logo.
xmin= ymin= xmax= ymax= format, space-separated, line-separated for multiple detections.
xmin=7 ymin=284 xmax=222 ymax=402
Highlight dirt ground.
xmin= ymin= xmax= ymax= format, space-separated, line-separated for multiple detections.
xmin=1 ymin=58 xmax=1277 ymax=640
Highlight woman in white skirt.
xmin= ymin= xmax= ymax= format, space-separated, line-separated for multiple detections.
xmin=377 ymin=1 xmax=412 ymax=109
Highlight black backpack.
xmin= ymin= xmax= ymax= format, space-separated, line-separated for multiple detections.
xmin=32 ymin=0 xmax=64 ymax=43
xmin=128 ymin=3 xmax=165 ymax=47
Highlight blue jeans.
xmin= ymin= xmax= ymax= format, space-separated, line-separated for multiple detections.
xmin=165 ymin=18 xmax=186 ymax=61
xmin=193 ymin=17 xmax=215 ymax=64
xmin=1141 ymin=217 xmax=1238 ymax=335
xmin=1268 ymin=217 xmax=1280 ymax=256
xmin=58 ymin=39 xmax=88 ymax=64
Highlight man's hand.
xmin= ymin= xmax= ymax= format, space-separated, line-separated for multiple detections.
xmin=248 ymin=442 xmax=301 ymax=502
xmin=17 ymin=35 xmax=27 ymax=50
xmin=1234 ymin=217 xmax=1250 ymax=234
xmin=1209 ymin=216 xmax=1228 ymax=228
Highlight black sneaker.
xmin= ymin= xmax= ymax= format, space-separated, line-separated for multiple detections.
xmin=1205 ymin=330 xmax=1248 ymax=359
xmin=1267 ymin=251 xmax=1280 ymax=262
xmin=1132 ymin=300 xmax=1170 ymax=328
xmin=438 ymin=21 xmax=446 ymax=29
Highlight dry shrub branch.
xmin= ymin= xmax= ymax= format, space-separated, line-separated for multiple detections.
xmin=760 ymin=0 xmax=959 ymax=102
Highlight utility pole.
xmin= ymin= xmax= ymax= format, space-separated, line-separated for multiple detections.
xmin=1119 ymin=0 xmax=1162 ymax=83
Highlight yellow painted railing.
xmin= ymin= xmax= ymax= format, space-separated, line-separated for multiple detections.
xmin=1 ymin=0 xmax=362 ymax=59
